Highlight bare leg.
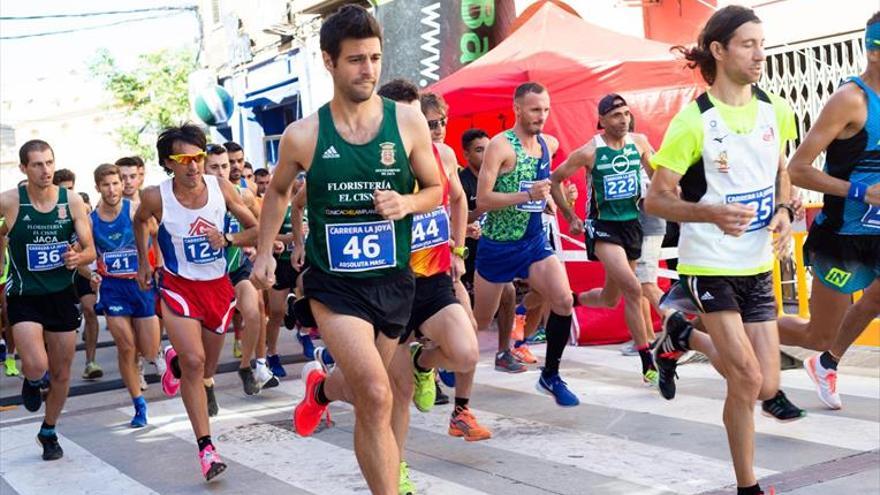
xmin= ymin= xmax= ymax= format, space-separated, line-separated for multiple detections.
xmin=830 ymin=280 xmax=880 ymax=359
xmin=43 ymin=330 xmax=77 ymax=426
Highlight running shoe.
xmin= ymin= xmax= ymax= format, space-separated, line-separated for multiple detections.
xmin=410 ymin=343 xmax=436 ymax=412
xmin=653 ymin=312 xmax=690 ymax=401
xmin=619 ymin=341 xmax=639 ymax=356
xmin=206 ymin=384 xmax=219 ymax=417
xmin=284 ymin=294 xmax=298 ymax=330
xmin=238 ymin=367 xmax=260 ymax=396
xmin=254 ymin=363 xmax=280 ymax=389
xmin=399 ymin=461 xmax=416 ymax=495
xmin=0 ymin=339 xmax=5 ymax=361
xmin=761 ymin=390 xmax=807 ymax=422
xmin=37 ymin=433 xmax=63 ymax=461
xmin=297 ymin=332 xmax=315 ymax=360
xmin=314 ymin=346 xmax=335 ymax=373
xmin=448 ymin=407 xmax=492 ymax=441
xmin=434 ymin=382 xmax=449 ymax=406
xmin=5 ymin=356 xmax=20 ymax=377
xmin=438 ymin=368 xmax=455 ymax=388
xmin=131 ymin=397 xmax=148 ymax=428
xmin=525 ymin=326 xmax=546 ymax=345
xmin=39 ymin=371 xmax=50 ymax=389
xmin=654 ymin=352 xmax=679 ymax=400
xmin=511 ymin=314 xmax=525 ymax=342
xmin=21 ymin=379 xmax=42 ymax=412
xmin=161 ymin=346 xmax=180 ymax=397
xmin=82 ymin=361 xmax=104 ymax=380
xmin=137 ymin=357 xmax=148 ymax=391
xmin=803 ymin=354 xmax=842 ymax=410
xmin=199 ymin=444 xmax=227 ymax=482
xmin=494 ymin=350 xmax=527 ymax=373
xmin=267 ymin=353 xmax=287 ymax=378
xmin=293 ymin=361 xmax=330 ymax=436
xmin=232 ymin=339 xmax=242 ymax=359
xmin=643 ymin=368 xmax=659 ymax=387
xmin=537 ymin=369 xmax=579 ymax=407
xmin=153 ymin=348 xmax=166 ymax=377
xmin=511 ymin=343 xmax=538 ymax=364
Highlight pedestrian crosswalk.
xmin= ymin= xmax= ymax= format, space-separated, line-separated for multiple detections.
xmin=1 ymin=345 xmax=877 ymax=495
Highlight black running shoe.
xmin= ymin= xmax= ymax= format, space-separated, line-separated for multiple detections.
xmin=762 ymin=390 xmax=807 ymax=422
xmin=37 ymin=433 xmax=63 ymax=461
xmin=206 ymin=385 xmax=219 ymax=417
xmin=434 ymin=382 xmax=449 ymax=406
xmin=283 ymin=294 xmax=297 ymax=330
xmin=21 ymin=379 xmax=42 ymax=412
xmin=655 ymin=354 xmax=679 ymax=400
xmin=653 ymin=312 xmax=692 ymax=401
xmin=238 ymin=368 xmax=259 ymax=396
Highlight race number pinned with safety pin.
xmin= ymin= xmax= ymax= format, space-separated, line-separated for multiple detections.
xmin=517 ymin=181 xmax=546 ymax=212
xmin=26 ymin=242 xmax=68 ymax=271
xmin=326 ymin=220 xmax=396 ymax=272
xmin=725 ymin=186 xmax=774 ymax=232
xmin=411 ymin=207 xmax=450 ymax=252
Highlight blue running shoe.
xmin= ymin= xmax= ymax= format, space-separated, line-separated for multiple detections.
xmin=40 ymin=371 xmax=50 ymax=390
xmin=438 ymin=369 xmax=455 ymax=388
xmin=537 ymin=368 xmax=579 ymax=407
xmin=131 ymin=397 xmax=147 ymax=428
xmin=525 ymin=327 xmax=546 ymax=345
xmin=297 ymin=332 xmax=315 ymax=360
xmin=267 ymin=354 xmax=287 ymax=378
xmin=0 ymin=339 xmax=6 ymax=361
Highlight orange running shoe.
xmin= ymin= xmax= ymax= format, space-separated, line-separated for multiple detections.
xmin=510 ymin=344 xmax=538 ymax=364
xmin=511 ymin=314 xmax=525 ymax=342
xmin=448 ymin=407 xmax=492 ymax=441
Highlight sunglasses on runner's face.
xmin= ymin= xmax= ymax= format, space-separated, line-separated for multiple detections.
xmin=168 ymin=151 xmax=207 ymax=165
xmin=427 ymin=118 xmax=447 ymax=130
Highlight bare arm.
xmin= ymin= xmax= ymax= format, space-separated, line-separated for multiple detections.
xmin=256 ymin=123 xmax=306 ymax=259
xmin=437 ymin=144 xmax=467 ymax=247
xmin=134 ymin=187 xmax=161 ymax=289
xmin=633 ymin=134 xmax=656 ymax=179
xmin=290 ymin=185 xmax=307 ymax=270
xmin=550 ymin=143 xmax=594 ymax=224
xmin=476 ymin=136 xmax=530 ymax=214
xmin=220 ymin=178 xmax=259 ymax=247
xmin=65 ymin=192 xmax=96 ymax=268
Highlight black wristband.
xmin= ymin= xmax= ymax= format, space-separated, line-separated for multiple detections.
xmin=775 ymin=203 xmax=794 ymax=222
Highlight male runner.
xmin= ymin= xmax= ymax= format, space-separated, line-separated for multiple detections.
xmin=254 ymin=168 xmax=271 ymax=197
xmin=135 ymin=124 xmax=257 ymax=481
xmin=0 ymin=230 xmax=20 ymax=376
xmin=646 ymin=7 xmax=800 ymax=494
xmin=551 ymin=94 xmax=659 ymax=384
xmin=224 ymin=141 xmax=258 ymax=195
xmin=204 ymin=144 xmax=277 ymax=397
xmin=251 ymin=6 xmax=442 ymax=493
xmin=474 ymin=82 xmax=578 ymax=406
xmin=88 ymin=164 xmax=160 ymax=427
xmin=243 ymin=162 xmax=255 ymax=183
xmin=0 ymin=139 xmax=96 ymax=460
xmin=780 ymin=12 xmax=880 ymax=409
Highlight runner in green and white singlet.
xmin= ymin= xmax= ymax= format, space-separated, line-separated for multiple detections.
xmin=0 ymin=139 xmax=96 ymax=462
xmin=551 ymin=93 xmax=668 ymax=385
xmin=250 ymin=6 xmax=442 ymax=493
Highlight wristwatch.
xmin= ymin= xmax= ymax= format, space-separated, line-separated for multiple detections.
xmin=451 ymin=245 xmax=469 ymax=260
xmin=774 ymin=203 xmax=795 ymax=222
xmin=223 ymin=233 xmax=233 ymax=247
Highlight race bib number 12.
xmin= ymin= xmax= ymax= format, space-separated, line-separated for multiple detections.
xmin=183 ymin=236 xmax=223 ymax=264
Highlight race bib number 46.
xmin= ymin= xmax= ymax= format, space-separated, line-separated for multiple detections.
xmin=603 ymin=171 xmax=638 ymax=200
xmin=326 ymin=220 xmax=396 ymax=272
xmin=725 ymin=186 xmax=774 ymax=232
xmin=26 ymin=242 xmax=68 ymax=271
xmin=183 ymin=236 xmax=223 ymax=264
xmin=103 ymin=249 xmax=138 ymax=275
xmin=411 ymin=207 xmax=450 ymax=252
xmin=517 ymin=181 xmax=546 ymax=212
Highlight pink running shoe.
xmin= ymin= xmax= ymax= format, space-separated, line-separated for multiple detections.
xmin=199 ymin=444 xmax=227 ymax=481
xmin=161 ymin=346 xmax=180 ymax=397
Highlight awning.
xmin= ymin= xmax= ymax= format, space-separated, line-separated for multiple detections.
xmin=239 ymin=77 xmax=299 ymax=110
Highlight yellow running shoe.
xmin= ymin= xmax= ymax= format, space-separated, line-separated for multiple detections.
xmin=410 ymin=343 xmax=435 ymax=412
xmin=399 ymin=461 xmax=416 ymax=495
xmin=4 ymin=356 xmax=19 ymax=377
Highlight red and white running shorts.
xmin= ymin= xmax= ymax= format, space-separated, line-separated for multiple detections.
xmin=158 ymin=269 xmax=235 ymax=334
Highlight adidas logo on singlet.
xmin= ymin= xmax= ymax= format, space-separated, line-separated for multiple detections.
xmin=22 ymin=214 xmax=30 ymax=221
xmin=322 ymin=146 xmax=340 ymax=159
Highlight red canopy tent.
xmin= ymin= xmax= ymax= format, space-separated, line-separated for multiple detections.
xmin=430 ymin=1 xmax=703 ymax=345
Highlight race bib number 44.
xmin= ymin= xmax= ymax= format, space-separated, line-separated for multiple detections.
xmin=326 ymin=220 xmax=396 ymax=272
xmin=517 ymin=181 xmax=546 ymax=212
xmin=411 ymin=207 xmax=450 ymax=252
xmin=183 ymin=236 xmax=223 ymax=264
xmin=103 ymin=249 xmax=138 ymax=275
xmin=603 ymin=171 xmax=638 ymax=200
xmin=725 ymin=186 xmax=774 ymax=232
xmin=26 ymin=242 xmax=68 ymax=271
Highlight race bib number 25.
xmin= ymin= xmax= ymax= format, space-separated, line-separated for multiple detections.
xmin=725 ymin=186 xmax=774 ymax=232
xmin=326 ymin=220 xmax=396 ymax=272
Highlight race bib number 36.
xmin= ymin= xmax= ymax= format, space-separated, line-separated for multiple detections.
xmin=183 ymin=236 xmax=223 ymax=264
xmin=411 ymin=207 xmax=450 ymax=251
xmin=603 ymin=171 xmax=638 ymax=200
xmin=26 ymin=242 xmax=68 ymax=271
xmin=725 ymin=186 xmax=774 ymax=232
xmin=862 ymin=205 xmax=880 ymax=229
xmin=326 ymin=220 xmax=396 ymax=272
xmin=517 ymin=181 xmax=546 ymax=212
xmin=103 ymin=249 xmax=138 ymax=275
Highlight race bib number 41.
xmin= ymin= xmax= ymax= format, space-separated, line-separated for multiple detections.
xmin=517 ymin=181 xmax=546 ymax=212
xmin=103 ymin=249 xmax=138 ymax=275
xmin=725 ymin=186 xmax=774 ymax=232
xmin=183 ymin=236 xmax=223 ymax=265
xmin=26 ymin=242 xmax=68 ymax=271
xmin=603 ymin=171 xmax=638 ymax=200
xmin=326 ymin=220 xmax=396 ymax=272
xmin=411 ymin=207 xmax=450 ymax=252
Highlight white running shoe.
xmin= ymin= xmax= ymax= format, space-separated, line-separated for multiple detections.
xmin=138 ymin=357 xmax=148 ymax=391
xmin=255 ymin=361 xmax=279 ymax=389
xmin=152 ymin=348 xmax=167 ymax=377
xmin=804 ymin=354 xmax=842 ymax=410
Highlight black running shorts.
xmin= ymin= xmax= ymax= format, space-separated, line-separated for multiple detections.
xmin=586 ymin=219 xmax=643 ymax=261
xmin=677 ymin=272 xmax=777 ymax=323
xmin=399 ymin=273 xmax=460 ymax=343
xmin=7 ymin=287 xmax=82 ymax=332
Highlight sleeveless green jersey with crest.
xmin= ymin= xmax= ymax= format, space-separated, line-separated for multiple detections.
xmin=589 ymin=134 xmax=642 ymax=221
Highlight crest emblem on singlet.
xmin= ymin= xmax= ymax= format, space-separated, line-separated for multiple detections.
xmin=714 ymin=151 xmax=730 ymax=173
xmin=188 ymin=217 xmax=216 ymax=235
xmin=57 ymin=205 xmax=68 ymax=220
xmin=379 ymin=142 xmax=396 ymax=166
